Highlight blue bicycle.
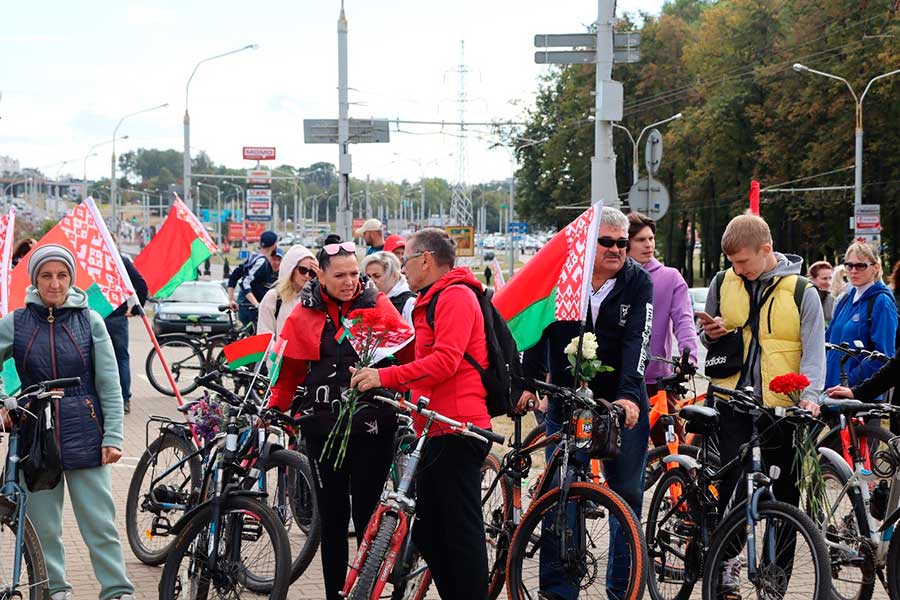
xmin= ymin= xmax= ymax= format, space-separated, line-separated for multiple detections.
xmin=0 ymin=377 xmax=81 ymax=600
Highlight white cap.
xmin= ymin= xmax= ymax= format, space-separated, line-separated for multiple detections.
xmin=354 ymin=218 xmax=383 ymax=236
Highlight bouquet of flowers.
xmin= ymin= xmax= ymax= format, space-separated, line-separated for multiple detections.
xmin=320 ymin=306 xmax=414 ymax=468
xmin=564 ymin=332 xmax=613 ymax=386
xmin=187 ymin=395 xmax=225 ymax=446
xmin=768 ymin=373 xmax=810 ymax=405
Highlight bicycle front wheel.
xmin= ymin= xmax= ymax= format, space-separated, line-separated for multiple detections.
xmin=146 ymin=337 xmax=205 ymax=396
xmin=347 ymin=513 xmax=399 ymax=600
xmin=158 ymin=495 xmax=291 ymax=600
xmin=0 ymin=497 xmax=49 ymax=600
xmin=505 ymin=482 xmax=647 ymax=600
xmin=702 ymin=499 xmax=830 ymax=600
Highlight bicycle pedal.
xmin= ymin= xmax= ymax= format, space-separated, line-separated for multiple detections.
xmin=151 ymin=516 xmax=172 ymax=536
xmin=584 ymin=506 xmax=606 ymax=519
xmin=241 ymin=518 xmax=264 ymax=542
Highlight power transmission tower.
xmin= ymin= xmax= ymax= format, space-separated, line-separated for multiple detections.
xmin=449 ymin=41 xmax=474 ymax=226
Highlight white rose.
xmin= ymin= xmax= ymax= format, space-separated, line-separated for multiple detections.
xmin=564 ymin=337 xmax=580 ymax=356
xmin=581 ymin=333 xmax=598 ymax=360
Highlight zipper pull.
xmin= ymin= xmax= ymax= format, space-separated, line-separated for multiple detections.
xmin=47 ymin=306 xmax=55 ymax=324
xmin=85 ymin=399 xmax=96 ymax=419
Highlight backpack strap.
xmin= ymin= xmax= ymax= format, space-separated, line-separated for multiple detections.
xmin=425 ymin=284 xmax=486 ymax=375
xmin=793 ymin=275 xmax=810 ymax=312
xmin=714 ymin=270 xmax=727 ymax=317
xmin=864 ymin=294 xmax=877 ymax=349
xmin=274 ymin=297 xmax=283 ymax=320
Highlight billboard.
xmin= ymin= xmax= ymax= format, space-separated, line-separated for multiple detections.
xmin=243 ymin=147 xmax=277 ymax=161
xmin=445 ymin=226 xmax=475 ymax=257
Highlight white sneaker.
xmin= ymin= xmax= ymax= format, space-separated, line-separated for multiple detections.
xmin=721 ymin=557 xmax=742 ymax=590
xmin=50 ymin=592 xmax=73 ymax=600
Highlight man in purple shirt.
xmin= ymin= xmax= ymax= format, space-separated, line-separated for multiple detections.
xmin=627 ymin=212 xmax=698 ymax=445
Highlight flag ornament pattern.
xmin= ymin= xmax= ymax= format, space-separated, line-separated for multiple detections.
xmin=173 ymin=196 xmax=218 ymax=254
xmin=493 ymin=202 xmax=602 ymax=352
xmin=223 ymin=333 xmax=274 ymax=370
xmin=0 ymin=207 xmax=16 ymax=315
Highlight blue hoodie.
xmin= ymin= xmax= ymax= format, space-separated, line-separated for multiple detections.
xmin=825 ymin=280 xmax=898 ymax=389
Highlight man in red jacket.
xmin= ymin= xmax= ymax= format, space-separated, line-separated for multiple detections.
xmin=351 ymin=227 xmax=492 ymax=600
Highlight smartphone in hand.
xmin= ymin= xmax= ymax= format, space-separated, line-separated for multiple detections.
xmin=695 ymin=311 xmax=715 ymax=325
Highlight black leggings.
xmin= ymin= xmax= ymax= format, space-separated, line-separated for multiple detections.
xmin=304 ymin=430 xmax=395 ymax=600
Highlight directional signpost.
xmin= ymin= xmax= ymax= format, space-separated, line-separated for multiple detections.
xmin=644 ymin=129 xmax=663 ymax=176
xmin=627 ymin=178 xmax=670 ymax=221
xmin=246 ymin=169 xmax=272 ymax=223
xmin=855 ymin=204 xmax=881 ymax=246
xmin=303 ymin=118 xmax=390 ymax=145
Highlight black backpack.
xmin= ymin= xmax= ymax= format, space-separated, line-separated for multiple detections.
xmin=425 ymin=284 xmax=521 ymax=418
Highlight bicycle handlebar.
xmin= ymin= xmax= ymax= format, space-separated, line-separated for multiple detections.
xmin=373 ymin=394 xmax=506 ymax=445
xmin=708 ymin=383 xmax=818 ymax=422
xmin=826 ymin=342 xmax=889 ymax=363
xmin=3 ymin=377 xmax=82 ymax=415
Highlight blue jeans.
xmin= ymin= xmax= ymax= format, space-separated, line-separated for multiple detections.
xmin=104 ymin=315 xmax=131 ymax=405
xmin=539 ymin=405 xmax=649 ymax=599
xmin=238 ymin=303 xmax=258 ymax=328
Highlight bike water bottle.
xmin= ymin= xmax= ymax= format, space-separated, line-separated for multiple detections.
xmin=575 ymin=408 xmax=593 ymax=450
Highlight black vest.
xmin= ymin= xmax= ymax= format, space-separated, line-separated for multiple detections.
xmin=388 ymin=290 xmax=415 ymax=316
xmin=14 ymin=304 xmax=104 ymax=470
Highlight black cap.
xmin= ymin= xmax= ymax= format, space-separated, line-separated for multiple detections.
xmin=260 ymin=231 xmax=277 ymax=248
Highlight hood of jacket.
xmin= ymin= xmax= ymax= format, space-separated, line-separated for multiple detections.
xmin=24 ymin=285 xmax=89 ymax=310
xmin=416 ymin=267 xmax=483 ymax=306
xmin=277 ymin=245 xmax=316 ymax=281
xmin=643 ymin=257 xmax=664 ymax=274
xmin=299 ymin=276 xmax=378 ymax=312
xmin=853 ymin=280 xmax=894 ymax=304
xmin=387 ymin=276 xmax=412 ymax=299
xmin=754 ymin=252 xmax=803 ymax=283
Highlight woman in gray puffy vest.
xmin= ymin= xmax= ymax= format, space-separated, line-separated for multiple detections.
xmin=0 ymin=244 xmax=133 ymax=600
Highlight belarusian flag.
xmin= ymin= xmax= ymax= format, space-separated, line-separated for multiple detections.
xmin=267 ymin=337 xmax=287 ymax=385
xmin=493 ymin=202 xmax=602 ymax=351
xmin=135 ymin=195 xmax=218 ymax=299
xmin=4 ymin=197 xmax=138 ymax=393
xmin=0 ymin=207 xmax=16 ymax=315
xmin=223 ymin=333 xmax=273 ymax=369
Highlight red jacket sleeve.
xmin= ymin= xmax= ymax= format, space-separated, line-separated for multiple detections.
xmin=379 ymin=285 xmax=479 ymax=391
xmin=267 ymin=356 xmax=307 ymax=411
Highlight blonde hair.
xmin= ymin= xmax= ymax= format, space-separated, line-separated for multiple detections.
xmin=844 ymin=241 xmax=882 ymax=280
xmin=721 ymin=214 xmax=773 ymax=256
xmin=275 ymin=256 xmax=318 ymax=302
xmin=830 ymin=264 xmax=848 ymax=298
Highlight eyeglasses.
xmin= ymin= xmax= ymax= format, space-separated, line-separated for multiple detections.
xmin=598 ymin=237 xmax=628 ymax=249
xmin=400 ymin=251 xmax=429 ymax=267
xmin=843 ymin=261 xmax=874 ymax=271
xmin=322 ymin=241 xmax=356 ymax=255
xmin=295 ymin=265 xmax=317 ymax=278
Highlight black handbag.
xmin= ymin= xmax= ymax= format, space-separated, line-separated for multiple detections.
xmin=20 ymin=396 xmax=63 ymax=492
xmin=704 ymin=328 xmax=745 ymax=379
xmin=589 ymin=397 xmax=623 ymax=459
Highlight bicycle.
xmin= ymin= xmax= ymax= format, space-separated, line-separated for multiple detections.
xmin=145 ymin=306 xmax=260 ymax=397
xmin=644 ymin=382 xmax=831 ymax=600
xmin=131 ymin=371 xmax=320 ymax=592
xmin=158 ymin=374 xmax=295 ymax=599
xmin=0 ymin=377 xmax=79 ymax=600
xmin=804 ymin=397 xmax=900 ymax=600
xmin=340 ymin=393 xmax=506 ymax=600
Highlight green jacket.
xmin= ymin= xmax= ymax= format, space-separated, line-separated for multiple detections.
xmin=0 ymin=286 xmax=124 ymax=449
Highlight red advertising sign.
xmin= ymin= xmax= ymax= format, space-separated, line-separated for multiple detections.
xmin=243 ymin=146 xmax=277 ymax=161
xmin=228 ymin=222 xmax=266 ymax=242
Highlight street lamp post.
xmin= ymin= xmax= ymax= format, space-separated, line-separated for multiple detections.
xmin=184 ymin=45 xmax=258 ymax=214
xmin=111 ymin=104 xmax=168 ymax=230
xmin=197 ymin=182 xmax=222 ymax=244
xmin=223 ymin=181 xmax=245 ymax=247
xmin=793 ymin=64 xmax=900 ymax=207
xmin=611 ymin=112 xmax=683 ymax=186
xmin=85 ymin=135 xmax=129 ymax=202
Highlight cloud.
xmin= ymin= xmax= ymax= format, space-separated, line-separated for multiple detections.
xmin=0 ymin=34 xmax=70 ymax=43
xmin=125 ymin=5 xmax=177 ymax=26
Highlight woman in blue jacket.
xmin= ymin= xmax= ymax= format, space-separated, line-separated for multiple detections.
xmin=825 ymin=242 xmax=898 ymax=390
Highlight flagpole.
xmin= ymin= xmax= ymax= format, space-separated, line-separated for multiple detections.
xmin=243 ymin=334 xmax=275 ymax=406
xmin=136 ymin=309 xmax=187 ymax=406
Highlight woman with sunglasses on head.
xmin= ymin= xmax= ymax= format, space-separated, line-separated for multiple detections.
xmin=824 ymin=241 xmax=898 ymax=392
xmin=258 ymin=245 xmax=319 ymax=337
xmin=266 ymin=238 xmax=411 ymax=600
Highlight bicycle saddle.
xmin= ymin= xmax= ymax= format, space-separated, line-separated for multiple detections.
xmin=680 ymin=405 xmax=720 ymax=434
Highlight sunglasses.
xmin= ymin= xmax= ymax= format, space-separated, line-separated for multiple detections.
xmin=400 ymin=251 xmax=430 ymax=267
xmin=843 ymin=261 xmax=874 ymax=271
xmin=598 ymin=237 xmax=628 ymax=249
xmin=295 ymin=265 xmax=317 ymax=278
xmin=322 ymin=241 xmax=356 ymax=255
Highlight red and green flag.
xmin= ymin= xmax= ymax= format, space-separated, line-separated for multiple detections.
xmin=0 ymin=207 xmax=16 ymax=316
xmin=135 ymin=196 xmax=218 ymax=299
xmin=493 ymin=202 xmax=602 ymax=351
xmin=223 ymin=333 xmax=273 ymax=369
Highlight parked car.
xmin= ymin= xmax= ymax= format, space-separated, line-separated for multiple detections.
xmin=689 ymin=286 xmax=709 ymax=332
xmin=152 ymin=281 xmax=234 ymax=336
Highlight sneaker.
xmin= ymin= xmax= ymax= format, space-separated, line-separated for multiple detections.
xmin=123 ymin=403 xmax=131 ymax=414
xmin=50 ymin=591 xmax=73 ymax=600
xmin=720 ymin=556 xmax=742 ymax=596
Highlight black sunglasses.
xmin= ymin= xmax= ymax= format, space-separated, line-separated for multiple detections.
xmin=843 ymin=261 xmax=873 ymax=271
xmin=295 ymin=265 xmax=317 ymax=278
xmin=598 ymin=237 xmax=628 ymax=249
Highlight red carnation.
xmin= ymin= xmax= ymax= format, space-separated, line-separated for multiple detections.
xmin=768 ymin=373 xmax=810 ymax=402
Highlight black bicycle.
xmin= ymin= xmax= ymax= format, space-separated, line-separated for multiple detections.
xmin=145 ymin=306 xmax=262 ymax=397
xmin=645 ymin=383 xmax=831 ymax=600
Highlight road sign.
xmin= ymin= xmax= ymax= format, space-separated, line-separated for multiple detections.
xmin=644 ymin=129 xmax=663 ymax=176
xmin=445 ymin=226 xmax=475 ymax=257
xmin=243 ymin=147 xmax=276 ymax=161
xmin=613 ymin=48 xmax=641 ymax=64
xmin=534 ymin=31 xmax=640 ymax=64
xmin=534 ymin=33 xmax=596 ymax=47
xmin=854 ymin=204 xmax=881 ymax=232
xmin=534 ymin=50 xmax=596 ymax=64
xmin=246 ymin=169 xmax=271 ymax=185
xmin=303 ymin=118 xmax=390 ymax=144
xmin=507 ymin=221 xmax=529 ymax=234
xmin=627 ymin=177 xmax=670 ymax=221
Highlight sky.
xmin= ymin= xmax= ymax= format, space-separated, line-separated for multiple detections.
xmin=1 ymin=0 xmax=667 ymax=186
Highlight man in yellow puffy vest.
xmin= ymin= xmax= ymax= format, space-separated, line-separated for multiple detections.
xmin=700 ymin=214 xmax=825 ymax=596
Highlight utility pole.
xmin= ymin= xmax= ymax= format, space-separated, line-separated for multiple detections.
xmin=365 ymin=174 xmax=372 ymax=218
xmin=336 ymin=2 xmax=352 ymax=242
xmin=592 ymin=0 xmax=618 ymax=208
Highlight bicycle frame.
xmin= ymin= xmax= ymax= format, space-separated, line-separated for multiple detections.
xmin=1 ymin=418 xmax=30 ymax=592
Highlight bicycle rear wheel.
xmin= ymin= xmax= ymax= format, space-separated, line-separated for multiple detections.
xmin=146 ymin=337 xmax=205 ymax=396
xmin=0 ymin=497 xmax=49 ymax=600
xmin=158 ymin=495 xmax=291 ymax=599
xmin=702 ymin=499 xmax=830 ymax=600
xmin=505 ymin=482 xmax=647 ymax=600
